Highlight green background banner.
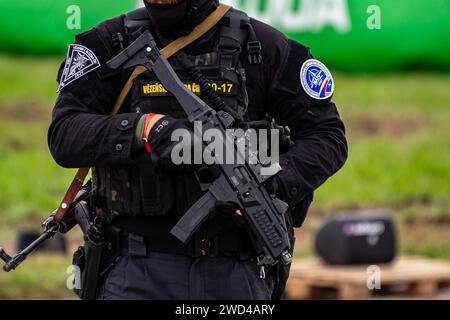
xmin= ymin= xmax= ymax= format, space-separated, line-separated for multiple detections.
xmin=0 ymin=0 xmax=449 ymax=72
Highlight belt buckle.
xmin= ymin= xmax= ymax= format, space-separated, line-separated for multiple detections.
xmin=201 ymin=238 xmax=218 ymax=258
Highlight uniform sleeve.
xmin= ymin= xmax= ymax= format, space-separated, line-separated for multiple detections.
xmin=48 ymin=29 xmax=143 ymax=168
xmin=265 ymin=38 xmax=348 ymax=209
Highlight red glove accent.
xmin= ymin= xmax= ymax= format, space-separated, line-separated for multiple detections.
xmin=141 ymin=113 xmax=165 ymax=153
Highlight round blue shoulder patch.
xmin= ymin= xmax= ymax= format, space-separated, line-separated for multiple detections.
xmin=300 ymin=59 xmax=334 ymax=100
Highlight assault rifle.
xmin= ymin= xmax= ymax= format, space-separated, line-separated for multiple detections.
xmin=0 ymin=179 xmax=94 ymax=272
xmin=107 ymin=30 xmax=293 ymax=267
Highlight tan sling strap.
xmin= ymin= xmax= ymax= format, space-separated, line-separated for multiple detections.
xmin=52 ymin=4 xmax=232 ymax=223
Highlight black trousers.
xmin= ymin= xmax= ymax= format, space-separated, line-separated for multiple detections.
xmin=96 ymin=250 xmax=275 ymax=300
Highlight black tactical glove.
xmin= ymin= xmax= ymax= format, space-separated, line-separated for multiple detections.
xmin=141 ymin=114 xmax=201 ymax=172
xmin=264 ymin=174 xmax=283 ymax=198
xmin=264 ymin=159 xmax=314 ymax=228
xmin=206 ymin=201 xmax=246 ymax=237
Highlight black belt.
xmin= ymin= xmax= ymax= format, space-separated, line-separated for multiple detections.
xmin=104 ymin=223 xmax=254 ymax=260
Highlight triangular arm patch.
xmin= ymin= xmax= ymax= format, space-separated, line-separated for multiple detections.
xmin=57 ymin=44 xmax=101 ymax=92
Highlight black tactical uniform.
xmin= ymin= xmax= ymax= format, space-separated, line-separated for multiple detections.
xmin=48 ymin=0 xmax=347 ymax=300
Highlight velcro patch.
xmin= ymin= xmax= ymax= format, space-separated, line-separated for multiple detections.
xmin=141 ymin=81 xmax=237 ymax=97
xmin=57 ymin=44 xmax=101 ymax=92
xmin=300 ymin=59 xmax=334 ymax=100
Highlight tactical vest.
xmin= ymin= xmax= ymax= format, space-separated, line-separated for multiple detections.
xmin=92 ymin=8 xmax=263 ymax=222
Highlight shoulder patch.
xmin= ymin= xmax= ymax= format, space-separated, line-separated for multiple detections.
xmin=57 ymin=44 xmax=101 ymax=92
xmin=300 ymin=59 xmax=334 ymax=100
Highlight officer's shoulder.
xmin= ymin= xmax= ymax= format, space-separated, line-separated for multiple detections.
xmin=249 ymin=18 xmax=311 ymax=60
xmin=57 ymin=13 xmax=128 ymax=89
xmin=74 ymin=13 xmax=127 ymax=61
xmin=249 ymin=18 xmax=330 ymax=98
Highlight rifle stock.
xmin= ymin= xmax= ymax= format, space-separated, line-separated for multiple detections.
xmin=0 ymin=181 xmax=91 ymax=272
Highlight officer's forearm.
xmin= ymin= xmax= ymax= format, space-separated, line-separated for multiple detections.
xmin=133 ymin=115 xmax=146 ymax=150
xmin=48 ymin=111 xmax=143 ymax=168
xmin=133 ymin=113 xmax=167 ymax=151
xmin=276 ymin=120 xmax=348 ymax=205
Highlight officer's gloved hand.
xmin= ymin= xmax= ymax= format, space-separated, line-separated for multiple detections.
xmin=263 ymin=156 xmax=295 ymax=202
xmin=207 ymin=201 xmax=246 ymax=236
xmin=209 ymin=201 xmax=242 ymax=220
xmin=137 ymin=114 xmax=199 ymax=172
xmin=264 ymin=174 xmax=283 ymax=198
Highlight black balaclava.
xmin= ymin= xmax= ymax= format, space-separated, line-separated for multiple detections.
xmin=144 ymin=0 xmax=218 ymax=37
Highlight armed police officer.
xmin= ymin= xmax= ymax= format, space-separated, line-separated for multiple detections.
xmin=48 ymin=0 xmax=347 ymax=300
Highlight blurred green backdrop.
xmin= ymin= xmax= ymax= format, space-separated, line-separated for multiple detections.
xmin=0 ymin=0 xmax=449 ymax=71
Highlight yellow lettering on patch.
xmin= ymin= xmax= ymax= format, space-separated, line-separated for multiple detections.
xmin=142 ymin=82 xmax=235 ymax=96
xmin=143 ymin=84 xmax=151 ymax=94
xmin=207 ymin=83 xmax=234 ymax=93
xmin=192 ymin=83 xmax=201 ymax=94
xmin=158 ymin=84 xmax=167 ymax=93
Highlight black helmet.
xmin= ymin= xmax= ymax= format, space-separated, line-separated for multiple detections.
xmin=143 ymin=0 xmax=218 ymax=37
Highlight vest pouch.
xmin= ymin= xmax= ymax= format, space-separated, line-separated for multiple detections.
xmin=136 ymin=152 xmax=165 ymax=216
xmin=136 ymin=153 xmax=203 ymax=217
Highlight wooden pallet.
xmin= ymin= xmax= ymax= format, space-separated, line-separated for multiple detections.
xmin=286 ymin=257 xmax=450 ymax=300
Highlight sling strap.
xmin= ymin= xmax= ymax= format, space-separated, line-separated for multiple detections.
xmin=52 ymin=4 xmax=232 ymax=224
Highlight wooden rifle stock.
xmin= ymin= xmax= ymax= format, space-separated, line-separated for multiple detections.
xmin=53 ymin=167 xmax=90 ymax=224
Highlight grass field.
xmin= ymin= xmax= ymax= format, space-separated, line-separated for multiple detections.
xmin=0 ymin=54 xmax=449 ymax=299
